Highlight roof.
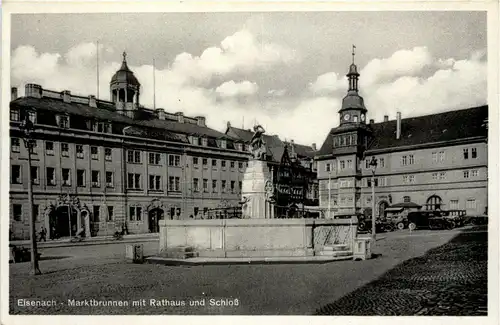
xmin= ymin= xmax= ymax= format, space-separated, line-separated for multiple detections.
xmin=11 ymin=96 xmax=229 ymax=140
xmin=225 ymin=126 xmax=316 ymax=162
xmin=110 ymin=55 xmax=140 ymax=86
xmin=317 ymin=105 xmax=488 ymax=157
xmin=391 ymin=202 xmax=422 ymax=209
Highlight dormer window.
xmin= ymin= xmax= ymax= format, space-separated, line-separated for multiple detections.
xmin=236 ymin=143 xmax=243 ymax=151
xmin=192 ymin=136 xmax=199 ymax=145
xmin=10 ymin=109 xmax=20 ymax=121
xmin=91 ymin=121 xmax=111 ymax=133
xmin=201 ymin=138 xmax=208 ymax=147
xmin=220 ymin=139 xmax=227 ymax=149
xmin=57 ymin=115 xmax=69 ymax=128
xmin=28 ymin=111 xmax=37 ymax=124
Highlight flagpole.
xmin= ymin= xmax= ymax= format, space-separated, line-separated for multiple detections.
xmin=153 ymin=58 xmax=156 ymax=110
xmin=96 ymin=41 xmax=100 ymax=99
xmin=328 ymin=171 xmax=331 ymax=219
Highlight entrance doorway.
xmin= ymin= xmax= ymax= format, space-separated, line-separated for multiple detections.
xmin=50 ymin=205 xmax=78 ymax=238
xmin=426 ymin=195 xmax=443 ymax=210
xmin=148 ymin=208 xmax=164 ymax=233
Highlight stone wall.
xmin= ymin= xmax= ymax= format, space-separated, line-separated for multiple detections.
xmin=158 ymin=217 xmax=358 ymax=258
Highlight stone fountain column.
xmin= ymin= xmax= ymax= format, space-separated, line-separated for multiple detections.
xmin=241 ymin=160 xmax=272 ymax=219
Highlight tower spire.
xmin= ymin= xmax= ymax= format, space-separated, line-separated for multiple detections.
xmin=352 ymin=44 xmax=356 ymax=64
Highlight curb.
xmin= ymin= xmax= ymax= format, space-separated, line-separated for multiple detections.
xmin=13 ymin=237 xmax=159 ymax=249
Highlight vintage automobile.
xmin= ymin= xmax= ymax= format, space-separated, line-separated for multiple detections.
xmin=407 ymin=210 xmax=464 ymax=230
xmin=357 ymin=215 xmax=392 ymax=233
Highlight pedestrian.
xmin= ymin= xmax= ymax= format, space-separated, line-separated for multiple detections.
xmin=50 ymin=226 xmax=57 ymax=240
xmin=39 ymin=226 xmax=47 ymax=242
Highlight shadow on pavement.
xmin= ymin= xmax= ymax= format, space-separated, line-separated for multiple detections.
xmin=315 ymin=225 xmax=488 ymax=316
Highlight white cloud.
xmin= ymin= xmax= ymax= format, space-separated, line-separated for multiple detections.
xmin=216 ymin=80 xmax=259 ymax=98
xmin=11 ymin=39 xmax=486 ymax=146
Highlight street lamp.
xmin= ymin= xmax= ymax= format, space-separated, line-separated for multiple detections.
xmin=20 ymin=114 xmax=41 ymax=275
xmin=369 ymin=156 xmax=378 ymax=241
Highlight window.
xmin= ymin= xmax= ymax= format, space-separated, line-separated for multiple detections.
xmin=13 ymin=204 xmax=22 ymax=221
xmin=193 ymin=178 xmax=199 ymax=192
xmin=28 ymin=111 xmax=37 ymax=124
xmin=11 ymin=138 xmax=20 ymax=152
xmin=169 ymin=176 xmax=180 ymax=192
xmin=212 ymin=180 xmax=217 ymax=192
xmin=231 ymin=181 xmax=235 ymax=193
xmin=127 ymin=150 xmax=141 ymax=163
xmin=367 ymin=178 xmax=372 ymax=187
xmin=409 ymin=155 xmax=415 ymax=165
xmin=46 ymin=141 xmax=54 ymax=155
xmin=239 ymin=181 xmax=242 ymax=192
xmin=91 ymin=146 xmax=98 ymax=160
xmin=202 ymin=138 xmax=208 ymax=146
xmin=11 ymin=165 xmax=22 ymax=184
xmin=91 ymin=121 xmax=111 ymax=134
xmin=47 ymin=167 xmax=56 ymax=185
xmin=203 ymin=179 xmax=208 ymax=192
xmin=127 ymin=173 xmax=142 ymax=189
xmin=230 ymin=161 xmax=235 ymax=169
xmin=129 ymin=206 xmax=143 ymax=221
xmin=149 ymin=175 xmax=162 ymax=190
xmin=106 ymin=171 xmax=114 ymax=188
xmin=221 ymin=160 xmax=226 ymax=168
xmin=58 ymin=115 xmax=69 ymax=128
xmin=463 ymin=170 xmax=470 ymax=179
xmin=432 ymin=173 xmax=438 ymax=180
xmin=409 ymin=175 xmax=415 ymax=183
xmin=378 ymin=177 xmax=386 ymax=186
xmin=193 ymin=157 xmax=199 ymax=166
xmin=432 ymin=152 xmax=438 ymax=163
xmin=347 ymin=160 xmax=353 ymax=169
xmin=472 ymin=148 xmax=477 ymax=159
xmin=340 ymin=180 xmax=347 ymax=188
xmin=222 ymin=180 xmax=227 ymax=193
xmin=403 ymin=175 xmax=409 ymax=184
xmin=379 ymin=158 xmax=385 ymax=168
xmin=76 ymin=145 xmax=84 ymax=159
xmin=60 ymin=143 xmax=69 ymax=157
xmin=91 ymin=170 xmax=100 ymax=187
xmin=149 ymin=152 xmax=161 ymax=165
xmin=203 ymin=158 xmax=208 ymax=167
xmin=168 ymin=155 xmax=181 ymax=166
xmin=62 ymin=168 xmax=71 ymax=186
xmin=107 ymin=206 xmax=114 ymax=221
xmin=463 ymin=148 xmax=469 ymax=160
xmin=33 ymin=204 xmax=39 ymax=221
xmin=439 ymin=151 xmax=445 ymax=162
xmin=93 ymin=206 xmax=100 ymax=222
xmin=77 ymin=170 xmax=85 ymax=187
xmin=471 ymin=170 xmax=479 ymax=177
xmin=365 ymin=160 xmax=369 ymax=169
xmin=439 ymin=172 xmax=446 ymax=180
xmin=30 ymin=166 xmax=39 ymax=184
xmin=404 ymin=196 xmax=411 ymax=203
xmin=29 ymin=140 xmax=38 ymax=155
xmin=325 ymin=163 xmax=331 ymax=172
xmin=237 ymin=161 xmax=243 ymax=169
xmin=105 ymin=148 xmax=112 ymax=161
xmin=212 ymin=159 xmax=217 ymax=168
xmin=340 ymin=161 xmax=345 ymax=170
xmin=466 ymin=199 xmax=477 ymax=210
xmin=10 ymin=109 xmax=20 ymax=121
xmin=401 ymin=155 xmax=408 ymax=166
xmin=450 ymin=200 xmax=459 ymax=210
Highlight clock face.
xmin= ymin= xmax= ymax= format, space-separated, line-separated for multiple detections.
xmin=361 ymin=114 xmax=366 ymax=122
xmin=344 ymin=113 xmax=350 ymax=121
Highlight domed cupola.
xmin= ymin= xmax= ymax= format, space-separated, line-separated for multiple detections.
xmin=339 ymin=45 xmax=367 ymax=125
xmin=110 ymin=52 xmax=141 ymax=117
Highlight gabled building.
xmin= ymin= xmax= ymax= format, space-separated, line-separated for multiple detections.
xmin=9 ymin=53 xmax=252 ymax=239
xmin=315 ymin=54 xmax=488 ymax=218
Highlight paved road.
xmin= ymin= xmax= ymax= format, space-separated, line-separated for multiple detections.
xmin=10 ymin=227 xmax=485 ymax=315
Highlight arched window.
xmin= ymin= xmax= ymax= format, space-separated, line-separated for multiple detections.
xmin=403 ymin=196 xmax=411 ymax=203
xmin=426 ymin=195 xmax=442 ymax=210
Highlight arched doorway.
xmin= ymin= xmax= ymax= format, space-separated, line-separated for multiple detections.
xmin=378 ymin=201 xmax=389 ymax=218
xmin=426 ymin=195 xmax=443 ymax=210
xmin=50 ymin=205 xmax=78 ymax=238
xmin=148 ymin=208 xmax=164 ymax=233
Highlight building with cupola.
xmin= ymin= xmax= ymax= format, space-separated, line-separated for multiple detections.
xmin=315 ymin=49 xmax=488 ymax=219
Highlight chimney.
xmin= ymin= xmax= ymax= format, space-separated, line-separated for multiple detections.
xmin=175 ymin=112 xmax=184 ymax=123
xmin=196 ymin=116 xmax=206 ymax=127
xmin=11 ymin=87 xmax=18 ymax=101
xmin=25 ymin=84 xmax=42 ymax=98
xmin=226 ymin=121 xmax=231 ymax=129
xmin=155 ymin=109 xmax=165 ymax=120
xmin=88 ymin=95 xmax=97 ymax=108
xmin=396 ymin=112 xmax=402 ymax=140
xmin=369 ymin=119 xmax=374 ymax=124
xmin=62 ymin=90 xmax=71 ymax=103
xmin=311 ymin=143 xmax=317 ymax=151
xmin=384 ymin=115 xmax=389 ymax=122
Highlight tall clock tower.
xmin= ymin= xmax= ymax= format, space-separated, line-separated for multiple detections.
xmin=339 ymin=47 xmax=367 ymax=125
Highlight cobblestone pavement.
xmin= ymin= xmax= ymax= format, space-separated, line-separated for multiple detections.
xmin=9 ymin=226 xmax=487 ymax=315
xmin=316 ymin=228 xmax=488 ymax=316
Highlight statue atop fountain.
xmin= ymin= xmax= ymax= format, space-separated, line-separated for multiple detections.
xmin=241 ymin=125 xmax=274 ymax=219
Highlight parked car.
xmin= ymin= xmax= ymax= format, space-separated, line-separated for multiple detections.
xmin=465 ymin=214 xmax=488 ymax=225
xmin=357 ymin=215 xmax=391 ymax=233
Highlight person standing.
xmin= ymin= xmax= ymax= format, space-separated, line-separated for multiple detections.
xmin=39 ymin=226 xmax=47 ymax=242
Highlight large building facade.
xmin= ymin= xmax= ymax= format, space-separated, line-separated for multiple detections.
xmin=315 ymin=57 xmax=488 ymax=218
xmin=9 ymin=54 xmax=254 ymax=239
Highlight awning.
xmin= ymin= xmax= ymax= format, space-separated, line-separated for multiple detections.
xmin=391 ymin=202 xmax=422 ymax=209
xmin=385 ymin=207 xmax=404 ymax=213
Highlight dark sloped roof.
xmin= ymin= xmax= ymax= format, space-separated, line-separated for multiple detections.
xmin=391 ymin=202 xmax=422 ymax=209
xmin=110 ymin=59 xmax=140 ymax=86
xmin=11 ymin=96 xmax=228 ymax=139
xmin=317 ymin=106 xmax=488 ymax=157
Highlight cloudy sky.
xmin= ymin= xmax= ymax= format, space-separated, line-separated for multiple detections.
xmin=11 ymin=11 xmax=487 ymax=146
